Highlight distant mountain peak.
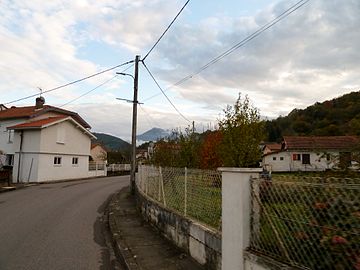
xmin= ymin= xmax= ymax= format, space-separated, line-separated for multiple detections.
xmin=137 ymin=127 xmax=170 ymax=142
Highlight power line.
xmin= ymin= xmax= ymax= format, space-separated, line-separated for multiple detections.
xmin=5 ymin=60 xmax=134 ymax=105
xmin=142 ymin=61 xmax=191 ymax=123
xmin=143 ymin=0 xmax=310 ymax=102
xmin=142 ymin=0 xmax=190 ymax=61
xmin=60 ymin=75 xmax=118 ymax=107
xmin=138 ymin=104 xmax=161 ymax=129
xmin=61 ymin=63 xmax=136 ymax=107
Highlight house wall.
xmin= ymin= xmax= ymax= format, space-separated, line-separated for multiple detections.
xmin=263 ymin=152 xmax=291 ymax=172
xmin=0 ymin=119 xmax=27 ymax=154
xmin=12 ymin=120 xmax=92 ymax=182
xmin=263 ymin=151 xmax=338 ymax=172
xmin=288 ymin=151 xmax=337 ymax=171
xmin=39 ymin=120 xmax=91 ymax=155
xmin=36 ymin=154 xmax=89 ymax=182
xmin=12 ymin=130 xmax=42 ymax=182
xmin=0 ymin=112 xmax=64 ymax=155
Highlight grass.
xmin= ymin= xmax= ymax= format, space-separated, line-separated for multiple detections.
xmin=146 ymin=174 xmax=222 ymax=230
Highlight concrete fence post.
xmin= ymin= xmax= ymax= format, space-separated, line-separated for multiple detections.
xmin=219 ymin=168 xmax=262 ymax=270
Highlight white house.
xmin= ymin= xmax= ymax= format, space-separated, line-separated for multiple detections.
xmin=0 ymin=97 xmax=105 ymax=182
xmin=262 ymin=136 xmax=359 ymax=172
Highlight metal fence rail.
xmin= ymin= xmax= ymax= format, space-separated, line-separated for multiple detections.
xmin=88 ymin=161 xmax=106 ymax=171
xmin=250 ymin=176 xmax=360 ymax=270
xmin=137 ymin=165 xmax=222 ymax=230
xmin=107 ymin=163 xmax=131 ymax=172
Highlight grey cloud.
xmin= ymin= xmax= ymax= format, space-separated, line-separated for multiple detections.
xmin=146 ymin=0 xmax=360 ymax=118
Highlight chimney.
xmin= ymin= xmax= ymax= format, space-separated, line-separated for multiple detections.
xmin=35 ymin=96 xmax=45 ymax=109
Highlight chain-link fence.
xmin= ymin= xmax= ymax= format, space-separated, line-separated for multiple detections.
xmin=250 ymin=176 xmax=360 ymax=270
xmin=137 ymin=165 xmax=222 ymax=230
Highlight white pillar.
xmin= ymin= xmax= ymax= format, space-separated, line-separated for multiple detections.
xmin=219 ymin=167 xmax=262 ymax=270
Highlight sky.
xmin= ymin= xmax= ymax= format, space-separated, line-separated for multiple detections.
xmin=1 ymin=0 xmax=360 ymax=141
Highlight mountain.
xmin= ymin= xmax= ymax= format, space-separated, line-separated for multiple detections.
xmin=93 ymin=132 xmax=131 ymax=151
xmin=137 ymin=128 xmax=170 ymax=142
xmin=265 ymin=91 xmax=360 ymax=141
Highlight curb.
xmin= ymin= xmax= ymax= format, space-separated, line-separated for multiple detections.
xmin=107 ymin=189 xmax=140 ymax=270
xmin=0 ymin=186 xmax=16 ymax=193
xmin=0 ymin=184 xmax=36 ymax=194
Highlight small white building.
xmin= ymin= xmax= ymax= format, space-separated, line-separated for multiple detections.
xmin=262 ymin=136 xmax=359 ymax=172
xmin=0 ymin=97 xmax=105 ymax=182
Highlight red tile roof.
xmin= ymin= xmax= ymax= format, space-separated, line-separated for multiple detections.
xmin=0 ymin=106 xmax=40 ymax=119
xmin=91 ymin=143 xmax=106 ymax=150
xmin=8 ymin=116 xmax=68 ymax=129
xmin=283 ymin=136 xmax=360 ymax=151
xmin=0 ymin=105 xmax=91 ymax=128
xmin=264 ymin=143 xmax=282 ymax=151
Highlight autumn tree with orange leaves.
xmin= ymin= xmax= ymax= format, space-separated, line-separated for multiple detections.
xmin=199 ymin=131 xmax=223 ymax=169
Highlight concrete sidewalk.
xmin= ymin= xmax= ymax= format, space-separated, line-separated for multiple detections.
xmin=108 ymin=187 xmax=205 ymax=270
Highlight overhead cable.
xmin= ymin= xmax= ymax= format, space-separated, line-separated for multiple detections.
xmin=60 ymin=63 xmax=135 ymax=107
xmin=60 ymin=75 xmax=118 ymax=107
xmin=142 ymin=0 xmax=190 ymax=61
xmin=5 ymin=60 xmax=134 ymax=105
xmin=143 ymin=0 xmax=310 ymax=102
xmin=142 ymin=61 xmax=191 ymax=123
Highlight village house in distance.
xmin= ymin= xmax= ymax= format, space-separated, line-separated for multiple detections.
xmin=262 ymin=135 xmax=360 ymax=172
xmin=0 ymin=97 xmax=105 ymax=183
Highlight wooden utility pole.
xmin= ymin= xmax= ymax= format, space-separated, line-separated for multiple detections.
xmin=130 ymin=55 xmax=140 ymax=194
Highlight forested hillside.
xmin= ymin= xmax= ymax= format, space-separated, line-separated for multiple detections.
xmin=93 ymin=132 xmax=131 ymax=151
xmin=266 ymin=91 xmax=360 ymax=141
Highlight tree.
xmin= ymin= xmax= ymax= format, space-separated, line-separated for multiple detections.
xmin=177 ymin=126 xmax=201 ymax=168
xmin=151 ymin=140 xmax=180 ymax=167
xmin=199 ymin=131 xmax=223 ymax=169
xmin=218 ymin=94 xmax=264 ymax=167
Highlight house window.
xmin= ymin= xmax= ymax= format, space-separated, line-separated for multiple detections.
xmin=57 ymin=126 xmax=65 ymax=144
xmin=72 ymin=157 xmax=78 ymax=165
xmin=280 ymin=157 xmax=284 ymax=161
xmin=54 ymin=156 xmax=62 ymax=165
xmin=8 ymin=130 xmax=14 ymax=143
xmin=292 ymin=154 xmax=301 ymax=161
xmin=273 ymin=157 xmax=277 ymax=161
xmin=302 ymin=154 xmax=310 ymax=164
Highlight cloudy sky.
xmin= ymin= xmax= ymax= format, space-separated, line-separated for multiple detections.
xmin=1 ymin=0 xmax=359 ymax=141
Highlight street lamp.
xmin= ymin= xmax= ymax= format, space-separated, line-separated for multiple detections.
xmin=115 ymin=55 xmax=140 ymax=195
xmin=116 ymin=72 xmax=134 ymax=80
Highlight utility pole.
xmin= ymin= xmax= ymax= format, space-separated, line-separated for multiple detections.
xmin=130 ymin=55 xmax=140 ymax=195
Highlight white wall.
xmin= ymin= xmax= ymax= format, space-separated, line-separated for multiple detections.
xmin=263 ymin=151 xmax=338 ymax=172
xmin=12 ymin=120 xmax=93 ymax=182
xmin=12 ymin=129 xmax=42 ymax=182
xmin=40 ymin=120 xmax=91 ymax=155
xmin=12 ymin=153 xmax=40 ymax=183
xmin=0 ymin=119 xmax=27 ymax=154
xmin=37 ymin=154 xmax=89 ymax=182
xmin=263 ymin=152 xmax=291 ymax=172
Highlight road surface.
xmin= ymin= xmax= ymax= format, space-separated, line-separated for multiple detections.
xmin=0 ymin=176 xmax=129 ymax=270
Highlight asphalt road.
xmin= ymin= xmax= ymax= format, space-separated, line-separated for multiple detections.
xmin=0 ymin=176 xmax=129 ymax=270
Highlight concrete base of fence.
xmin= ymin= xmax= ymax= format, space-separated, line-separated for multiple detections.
xmin=136 ymin=187 xmax=222 ymax=270
xmin=244 ymin=251 xmax=302 ymax=270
